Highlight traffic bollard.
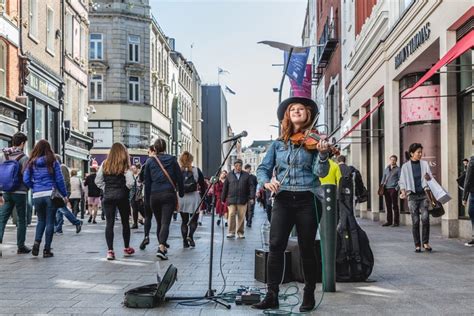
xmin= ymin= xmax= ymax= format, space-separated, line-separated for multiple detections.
xmin=320 ymin=184 xmax=337 ymax=292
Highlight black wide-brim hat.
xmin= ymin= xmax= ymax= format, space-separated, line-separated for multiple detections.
xmin=277 ymin=97 xmax=318 ymax=122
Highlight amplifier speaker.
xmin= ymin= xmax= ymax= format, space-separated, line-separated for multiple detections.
xmin=254 ymin=249 xmax=292 ymax=284
xmin=286 ymin=237 xmax=322 ymax=283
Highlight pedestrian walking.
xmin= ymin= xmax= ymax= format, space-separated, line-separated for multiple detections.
xmin=380 ymin=155 xmax=401 ymax=227
xmin=84 ymin=167 xmax=101 ymax=224
xmin=69 ymin=169 xmax=83 ymax=218
xmin=139 ymin=145 xmax=157 ymax=249
xmin=95 ymin=142 xmax=135 ymax=260
xmin=221 ymin=159 xmax=255 ymax=239
xmin=178 ymin=151 xmax=206 ymax=248
xmin=253 ymin=97 xmax=330 ymax=312
xmin=23 ymin=139 xmax=68 ymax=258
xmin=462 ymin=156 xmax=474 ymax=247
xmin=142 ymin=139 xmax=184 ymax=260
xmin=130 ymin=163 xmax=145 ymax=229
xmin=399 ymin=143 xmax=433 ymax=253
xmin=0 ymin=132 xmax=31 ymax=254
xmin=214 ymin=170 xmax=228 ymax=226
xmin=54 ymin=155 xmax=82 ymax=235
xmin=244 ymin=164 xmax=258 ymax=228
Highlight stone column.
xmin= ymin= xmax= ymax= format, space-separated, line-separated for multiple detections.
xmin=370 ymin=96 xmax=381 ymax=222
xmin=359 ymin=106 xmax=369 ymax=218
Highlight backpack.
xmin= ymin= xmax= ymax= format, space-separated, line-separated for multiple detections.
xmin=339 ymin=164 xmax=368 ymax=203
xmin=336 ymin=198 xmax=374 ymax=282
xmin=0 ymin=153 xmax=25 ymax=192
xmin=183 ymin=168 xmax=198 ymax=193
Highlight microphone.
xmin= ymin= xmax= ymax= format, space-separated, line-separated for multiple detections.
xmin=222 ymin=131 xmax=248 ymax=143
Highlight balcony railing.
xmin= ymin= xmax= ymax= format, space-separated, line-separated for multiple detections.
xmin=313 ymin=18 xmax=338 ymax=85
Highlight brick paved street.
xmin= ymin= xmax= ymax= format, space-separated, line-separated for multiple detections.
xmin=0 ymin=205 xmax=473 ymax=315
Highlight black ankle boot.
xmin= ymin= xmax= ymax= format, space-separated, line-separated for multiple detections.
xmin=252 ymin=290 xmax=279 ymax=310
xmin=299 ymin=289 xmax=315 ymax=312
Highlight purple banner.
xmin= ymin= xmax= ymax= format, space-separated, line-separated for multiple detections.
xmin=290 ymin=64 xmax=312 ymax=98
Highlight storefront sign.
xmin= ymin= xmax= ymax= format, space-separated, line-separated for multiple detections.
xmin=28 ymin=73 xmax=59 ymax=101
xmin=395 ymin=22 xmax=431 ymax=69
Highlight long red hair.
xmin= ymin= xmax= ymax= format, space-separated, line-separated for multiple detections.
xmin=103 ymin=143 xmax=130 ymax=175
xmin=280 ymin=103 xmax=314 ymax=144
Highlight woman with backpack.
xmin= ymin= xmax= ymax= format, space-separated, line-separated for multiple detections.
xmin=95 ymin=142 xmax=135 ymax=260
xmin=178 ymin=151 xmax=206 ymax=248
xmin=23 ymin=139 xmax=68 ymax=258
xmin=399 ymin=143 xmax=434 ymax=253
xmin=253 ymin=97 xmax=330 ymax=312
xmin=143 ymin=139 xmax=184 ymax=260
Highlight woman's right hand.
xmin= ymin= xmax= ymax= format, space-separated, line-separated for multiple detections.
xmin=264 ymin=179 xmax=280 ymax=195
xmin=399 ymin=190 xmax=406 ymax=200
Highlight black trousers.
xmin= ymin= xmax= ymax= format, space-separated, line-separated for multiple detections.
xmin=180 ymin=212 xmax=199 ymax=240
xmin=246 ymin=201 xmax=255 ymax=224
xmin=131 ymin=199 xmax=145 ymax=225
xmin=267 ymin=191 xmax=320 ymax=292
xmin=103 ymin=198 xmax=131 ymax=250
xmin=384 ymin=188 xmax=399 ymax=225
xmin=149 ymin=191 xmax=176 ymax=245
xmin=70 ymin=199 xmax=81 ymax=217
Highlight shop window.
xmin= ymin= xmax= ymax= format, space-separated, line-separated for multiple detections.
xmin=128 ymin=35 xmax=140 ymax=63
xmin=28 ymin=0 xmax=38 ymax=39
xmin=46 ymin=7 xmax=54 ymax=54
xmin=128 ymin=76 xmax=139 ymax=102
xmin=89 ymin=34 xmax=103 ymax=60
xmin=90 ymin=74 xmax=103 ymax=101
xmin=0 ymin=42 xmax=5 ymax=97
xmin=65 ymin=12 xmax=73 ymax=54
xmin=399 ymin=0 xmax=414 ymax=15
xmin=48 ymin=107 xmax=58 ymax=150
xmin=34 ymin=102 xmax=46 ymax=142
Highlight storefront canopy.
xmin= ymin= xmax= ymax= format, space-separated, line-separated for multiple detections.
xmin=337 ymin=99 xmax=384 ymax=143
xmin=402 ymin=29 xmax=474 ymax=99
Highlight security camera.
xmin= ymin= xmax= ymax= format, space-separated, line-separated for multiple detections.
xmin=92 ymin=107 xmax=97 ymax=114
xmin=89 ymin=105 xmax=97 ymax=114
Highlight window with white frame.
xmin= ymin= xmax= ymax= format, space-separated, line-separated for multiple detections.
xmin=46 ymin=7 xmax=54 ymax=53
xmin=0 ymin=42 xmax=5 ymax=97
xmin=80 ymin=26 xmax=86 ymax=61
xmin=28 ymin=0 xmax=38 ymax=39
xmin=89 ymin=33 xmax=103 ymax=60
xmin=128 ymin=35 xmax=140 ymax=62
xmin=64 ymin=78 xmax=72 ymax=122
xmin=128 ymin=76 xmax=139 ymax=102
xmin=65 ymin=12 xmax=73 ymax=54
xmin=90 ymin=74 xmax=103 ymax=101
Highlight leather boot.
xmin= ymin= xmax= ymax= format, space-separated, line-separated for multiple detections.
xmin=299 ymin=289 xmax=315 ymax=312
xmin=252 ymin=288 xmax=279 ymax=310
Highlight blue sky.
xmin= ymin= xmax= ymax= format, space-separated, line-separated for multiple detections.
xmin=150 ymin=0 xmax=307 ymax=146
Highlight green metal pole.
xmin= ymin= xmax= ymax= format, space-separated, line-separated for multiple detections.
xmin=320 ymin=184 xmax=337 ymax=292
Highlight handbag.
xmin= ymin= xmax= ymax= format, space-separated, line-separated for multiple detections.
xmin=154 ymin=156 xmax=179 ymax=211
xmin=51 ymin=187 xmax=66 ymax=208
xmin=426 ymin=190 xmax=445 ymax=218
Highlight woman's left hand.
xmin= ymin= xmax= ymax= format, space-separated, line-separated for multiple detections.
xmin=316 ymin=139 xmax=330 ymax=154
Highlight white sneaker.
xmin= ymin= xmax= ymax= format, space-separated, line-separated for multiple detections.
xmin=237 ymin=234 xmax=245 ymax=239
xmin=464 ymin=240 xmax=474 ymax=247
xmin=226 ymin=234 xmax=235 ymax=239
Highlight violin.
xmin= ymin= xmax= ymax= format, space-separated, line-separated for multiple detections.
xmin=290 ymin=129 xmax=340 ymax=156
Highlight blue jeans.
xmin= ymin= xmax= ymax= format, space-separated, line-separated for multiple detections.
xmin=469 ymin=194 xmax=474 ymax=226
xmin=0 ymin=193 xmax=28 ymax=247
xmin=33 ymin=196 xmax=56 ymax=250
xmin=55 ymin=206 xmax=81 ymax=233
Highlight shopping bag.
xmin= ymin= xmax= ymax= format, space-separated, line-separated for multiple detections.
xmin=427 ymin=178 xmax=451 ymax=204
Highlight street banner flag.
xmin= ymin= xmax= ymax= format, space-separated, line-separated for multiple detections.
xmin=225 ymin=86 xmax=236 ymax=95
xmin=290 ymin=64 xmax=312 ymax=98
xmin=284 ymin=48 xmax=310 ymax=85
xmin=218 ymin=67 xmax=230 ymax=75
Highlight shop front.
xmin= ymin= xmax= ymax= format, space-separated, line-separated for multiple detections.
xmin=65 ymin=129 xmax=93 ymax=178
xmin=0 ymin=96 xmax=26 ymax=147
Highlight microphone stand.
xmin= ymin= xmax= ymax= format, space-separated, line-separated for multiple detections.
xmin=165 ymin=137 xmax=241 ymax=309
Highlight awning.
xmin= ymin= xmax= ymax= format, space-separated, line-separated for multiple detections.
xmin=337 ymin=99 xmax=384 ymax=143
xmin=402 ymin=29 xmax=474 ymax=98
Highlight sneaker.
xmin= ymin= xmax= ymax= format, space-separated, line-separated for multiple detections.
xmin=464 ymin=240 xmax=474 ymax=247
xmin=76 ymin=221 xmax=83 ymax=234
xmin=226 ymin=234 xmax=235 ymax=239
xmin=55 ymin=231 xmax=63 ymax=236
xmin=32 ymin=242 xmax=40 ymax=256
xmin=139 ymin=236 xmax=150 ymax=250
xmin=183 ymin=239 xmax=190 ymax=248
xmin=107 ymin=250 xmax=115 ymax=260
xmin=131 ymin=224 xmax=138 ymax=229
xmin=216 ymin=219 xmax=221 ymax=226
xmin=187 ymin=237 xmax=195 ymax=248
xmin=43 ymin=249 xmax=54 ymax=258
xmin=123 ymin=247 xmax=135 ymax=257
xmin=237 ymin=234 xmax=245 ymax=239
xmin=17 ymin=246 xmax=32 ymax=254
xmin=156 ymin=249 xmax=168 ymax=260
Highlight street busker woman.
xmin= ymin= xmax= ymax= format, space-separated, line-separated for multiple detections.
xmin=254 ymin=97 xmax=330 ymax=312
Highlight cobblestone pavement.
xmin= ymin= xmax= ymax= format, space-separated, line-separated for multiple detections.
xmin=0 ymin=204 xmax=473 ymax=315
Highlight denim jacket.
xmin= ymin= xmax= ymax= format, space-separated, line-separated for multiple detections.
xmin=256 ymin=140 xmax=329 ymax=195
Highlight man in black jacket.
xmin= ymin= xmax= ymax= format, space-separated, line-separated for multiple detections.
xmin=221 ymin=159 xmax=255 ymax=239
xmin=244 ymin=164 xmax=258 ymax=228
xmin=462 ymin=156 xmax=474 ymax=247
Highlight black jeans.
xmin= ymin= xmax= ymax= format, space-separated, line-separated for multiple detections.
xmin=180 ymin=212 xmax=199 ymax=240
xmin=384 ymin=188 xmax=399 ymax=225
xmin=70 ymin=198 xmax=81 ymax=217
xmin=131 ymin=199 xmax=145 ymax=225
xmin=267 ymin=191 xmax=320 ymax=293
xmin=408 ymin=193 xmax=430 ymax=247
xmin=103 ymin=198 xmax=131 ymax=250
xmin=150 ymin=191 xmax=176 ymax=246
xmin=246 ymin=201 xmax=255 ymax=224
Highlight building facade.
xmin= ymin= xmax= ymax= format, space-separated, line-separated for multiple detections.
xmin=88 ymin=0 xmax=171 ymax=165
xmin=0 ymin=0 xmax=26 ymax=148
xmin=189 ymin=61 xmax=202 ymax=168
xmin=341 ymin=0 xmax=473 ymax=238
xmin=63 ymin=0 xmax=93 ymax=175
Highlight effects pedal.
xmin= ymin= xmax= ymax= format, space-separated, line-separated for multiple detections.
xmin=235 ymin=288 xmax=261 ymax=305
